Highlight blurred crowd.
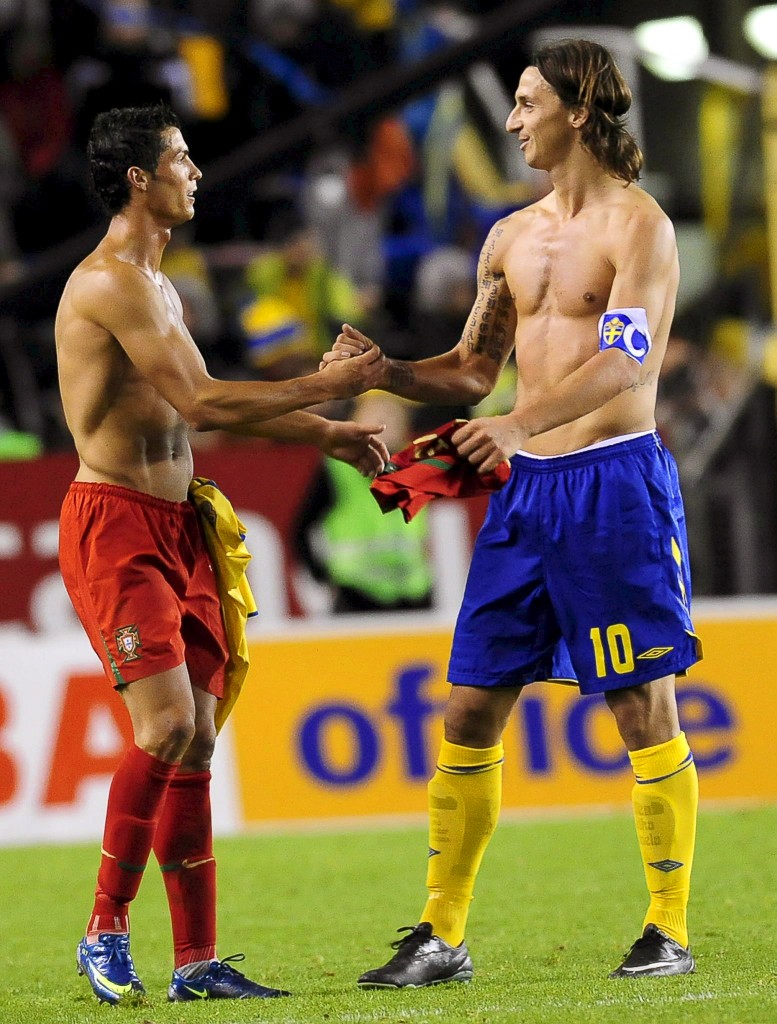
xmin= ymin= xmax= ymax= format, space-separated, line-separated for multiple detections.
xmin=0 ymin=0 xmax=544 ymax=452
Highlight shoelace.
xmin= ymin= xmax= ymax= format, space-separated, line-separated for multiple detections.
xmin=94 ymin=935 xmax=131 ymax=964
xmin=213 ymin=953 xmax=248 ymax=978
xmin=390 ymin=925 xmax=430 ymax=950
xmin=94 ymin=934 xmax=141 ymax=982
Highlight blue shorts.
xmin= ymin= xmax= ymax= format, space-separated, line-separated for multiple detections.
xmin=448 ymin=433 xmax=702 ymax=695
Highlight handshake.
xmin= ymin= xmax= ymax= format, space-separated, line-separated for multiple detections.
xmin=317 ymin=324 xmax=386 ymax=399
xmin=319 ymin=323 xmax=526 ymax=474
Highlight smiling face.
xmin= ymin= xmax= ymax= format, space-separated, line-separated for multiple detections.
xmin=143 ymin=127 xmax=202 ymax=226
xmin=505 ymin=66 xmax=581 ymax=172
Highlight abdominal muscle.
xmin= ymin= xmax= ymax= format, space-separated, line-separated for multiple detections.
xmin=71 ymin=387 xmax=195 ymax=502
xmin=75 ymin=432 xmax=195 ymax=501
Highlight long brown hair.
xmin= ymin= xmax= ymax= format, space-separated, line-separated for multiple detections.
xmin=532 ymin=39 xmax=643 ymax=183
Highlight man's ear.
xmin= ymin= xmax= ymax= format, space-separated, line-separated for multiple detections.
xmin=127 ymin=166 xmax=149 ymax=192
xmin=570 ymin=105 xmax=590 ymax=129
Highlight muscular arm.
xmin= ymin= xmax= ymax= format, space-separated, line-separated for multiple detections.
xmin=223 ymin=410 xmax=342 ymax=444
xmin=75 ymin=264 xmax=383 ymax=430
xmin=222 ymin=410 xmax=390 ymax=476
xmin=324 ymin=223 xmax=517 ymax=405
xmin=454 ymin=208 xmax=679 ymax=469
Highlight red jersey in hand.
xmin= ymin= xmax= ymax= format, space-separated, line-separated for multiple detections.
xmin=370 ymin=420 xmax=511 ymax=522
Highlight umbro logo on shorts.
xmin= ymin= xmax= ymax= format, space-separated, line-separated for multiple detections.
xmin=636 ymin=646 xmax=674 ymax=660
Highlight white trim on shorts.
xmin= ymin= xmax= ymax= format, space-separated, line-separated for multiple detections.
xmin=515 ymin=430 xmax=654 ymax=461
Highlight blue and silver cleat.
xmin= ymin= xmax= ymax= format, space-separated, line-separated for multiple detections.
xmin=76 ymin=933 xmax=145 ymax=1005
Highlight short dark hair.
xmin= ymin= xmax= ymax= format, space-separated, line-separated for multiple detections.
xmin=87 ymin=104 xmax=181 ymax=214
xmin=532 ymin=39 xmax=643 ymax=184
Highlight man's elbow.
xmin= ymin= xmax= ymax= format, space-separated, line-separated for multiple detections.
xmin=184 ymin=375 xmax=244 ymax=432
xmin=606 ymin=350 xmax=644 ymax=394
xmin=181 ymin=393 xmax=220 ymax=433
xmin=461 ymin=370 xmax=497 ymax=404
xmin=621 ymin=357 xmax=646 ymax=393
xmin=188 ymin=413 xmax=216 ymax=433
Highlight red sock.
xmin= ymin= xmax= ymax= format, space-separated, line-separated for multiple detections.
xmin=87 ymin=745 xmax=178 ymax=940
xmin=153 ymin=770 xmax=217 ymax=967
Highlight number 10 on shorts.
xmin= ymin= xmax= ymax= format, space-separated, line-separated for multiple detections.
xmin=589 ymin=624 xmax=634 ymax=677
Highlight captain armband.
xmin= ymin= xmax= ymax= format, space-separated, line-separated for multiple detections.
xmin=598 ymin=307 xmax=652 ymax=365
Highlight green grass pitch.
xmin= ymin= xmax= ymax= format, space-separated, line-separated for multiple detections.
xmin=2 ymin=804 xmax=776 ymax=1024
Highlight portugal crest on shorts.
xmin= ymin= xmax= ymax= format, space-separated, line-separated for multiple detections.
xmin=115 ymin=624 xmax=142 ymax=662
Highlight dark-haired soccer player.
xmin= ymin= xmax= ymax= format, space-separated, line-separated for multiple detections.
xmin=55 ymin=104 xmax=388 ymax=1004
xmin=323 ymin=38 xmax=701 ymax=984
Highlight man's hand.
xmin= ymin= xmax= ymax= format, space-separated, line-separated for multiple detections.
xmin=319 ymin=340 xmax=385 ymax=398
xmin=451 ymin=415 xmax=526 ymax=473
xmin=320 ymin=323 xmax=382 ymax=369
xmin=321 ymin=419 xmax=390 ymax=477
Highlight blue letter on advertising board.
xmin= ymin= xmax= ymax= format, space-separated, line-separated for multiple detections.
xmin=387 ymin=663 xmax=445 ymax=780
xmin=298 ymin=703 xmax=380 ymax=784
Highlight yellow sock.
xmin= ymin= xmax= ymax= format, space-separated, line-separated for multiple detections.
xmin=421 ymin=738 xmax=503 ymax=947
xmin=629 ymin=731 xmax=698 ymax=948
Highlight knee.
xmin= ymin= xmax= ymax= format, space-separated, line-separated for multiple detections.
xmin=135 ymin=710 xmax=197 ymax=764
xmin=606 ymin=682 xmax=679 ymax=750
xmin=179 ymin=722 xmax=217 ymax=772
xmin=613 ymin=706 xmax=652 ymax=750
xmin=445 ymin=707 xmax=501 ymax=748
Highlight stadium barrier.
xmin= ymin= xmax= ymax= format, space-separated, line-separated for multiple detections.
xmin=1 ymin=599 xmax=776 ymax=846
xmin=0 ymin=445 xmax=482 ymax=630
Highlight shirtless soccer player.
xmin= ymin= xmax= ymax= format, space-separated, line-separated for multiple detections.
xmin=55 ymin=104 xmax=388 ymax=1004
xmin=323 ymin=39 xmax=702 ymax=984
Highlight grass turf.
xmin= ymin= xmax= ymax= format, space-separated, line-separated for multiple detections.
xmin=1 ymin=804 xmax=775 ymax=1024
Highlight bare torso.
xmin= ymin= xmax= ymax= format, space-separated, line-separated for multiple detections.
xmin=491 ymin=181 xmax=678 ymax=454
xmin=56 ymin=243 xmax=196 ymax=502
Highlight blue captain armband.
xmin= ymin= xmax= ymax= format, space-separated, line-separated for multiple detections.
xmin=598 ymin=307 xmax=652 ymax=364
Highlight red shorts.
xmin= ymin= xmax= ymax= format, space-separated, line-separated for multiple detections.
xmin=59 ymin=482 xmax=227 ymax=695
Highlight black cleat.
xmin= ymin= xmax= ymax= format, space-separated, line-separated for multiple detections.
xmin=358 ymin=922 xmax=474 ymax=989
xmin=609 ymin=924 xmax=695 ymax=978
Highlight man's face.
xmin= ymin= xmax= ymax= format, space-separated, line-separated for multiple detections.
xmin=145 ymin=127 xmax=202 ymax=225
xmin=505 ymin=66 xmax=578 ymax=171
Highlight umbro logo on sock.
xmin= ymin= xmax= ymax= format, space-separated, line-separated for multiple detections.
xmin=648 ymin=859 xmax=684 ymax=872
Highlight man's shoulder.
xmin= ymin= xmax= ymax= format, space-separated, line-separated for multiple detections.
xmin=496 ymin=197 xmax=548 ymax=228
xmin=614 ymin=184 xmax=673 ymax=230
xmin=601 ymin=186 xmax=675 ymax=258
xmin=67 ymin=250 xmax=112 ymax=288
xmin=602 ymin=187 xmax=678 ymax=275
xmin=66 ymin=250 xmax=153 ymax=310
xmin=487 ymin=201 xmax=545 ymax=247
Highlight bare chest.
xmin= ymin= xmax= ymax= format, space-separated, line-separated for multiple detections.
xmin=504 ymin=220 xmax=614 ymax=320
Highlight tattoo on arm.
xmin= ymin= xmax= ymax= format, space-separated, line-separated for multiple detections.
xmin=482 ymin=225 xmax=502 ymax=276
xmin=629 ymin=371 xmax=657 ymax=392
xmin=387 ymin=360 xmax=415 ymax=390
xmin=465 ymin=227 xmax=512 ymax=364
xmin=466 ymin=286 xmax=511 ymax=362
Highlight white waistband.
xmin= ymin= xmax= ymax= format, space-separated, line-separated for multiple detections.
xmin=516 ymin=430 xmax=654 ymax=460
